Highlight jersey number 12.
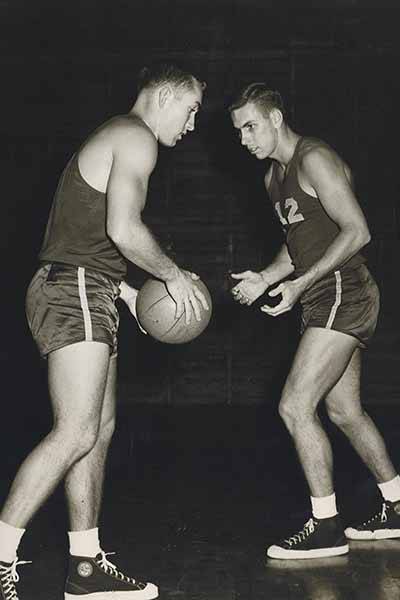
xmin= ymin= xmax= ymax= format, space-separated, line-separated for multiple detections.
xmin=275 ymin=198 xmax=305 ymax=226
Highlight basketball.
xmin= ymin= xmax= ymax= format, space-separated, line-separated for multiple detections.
xmin=136 ymin=278 xmax=212 ymax=344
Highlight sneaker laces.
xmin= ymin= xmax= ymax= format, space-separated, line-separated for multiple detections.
xmin=97 ymin=552 xmax=136 ymax=584
xmin=0 ymin=558 xmax=32 ymax=600
xmin=362 ymin=502 xmax=388 ymax=526
xmin=284 ymin=518 xmax=316 ymax=547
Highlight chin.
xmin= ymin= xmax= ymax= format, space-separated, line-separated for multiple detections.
xmin=159 ymin=138 xmax=175 ymax=148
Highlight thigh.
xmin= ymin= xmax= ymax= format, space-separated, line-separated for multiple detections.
xmin=48 ymin=341 xmax=111 ymax=428
xmin=99 ymin=353 xmax=118 ymax=427
xmin=283 ymin=327 xmax=359 ymax=411
xmin=325 ymin=348 xmax=362 ymax=415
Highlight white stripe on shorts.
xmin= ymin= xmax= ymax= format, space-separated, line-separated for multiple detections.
xmin=326 ymin=270 xmax=342 ymax=329
xmin=77 ymin=267 xmax=93 ymax=341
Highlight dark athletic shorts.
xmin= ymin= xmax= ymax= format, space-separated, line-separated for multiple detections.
xmin=299 ymin=264 xmax=380 ymax=348
xmin=26 ymin=263 xmax=121 ymax=358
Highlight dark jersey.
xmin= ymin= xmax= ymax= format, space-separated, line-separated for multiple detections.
xmin=268 ymin=137 xmax=365 ymax=276
xmin=39 ymin=153 xmax=127 ymax=281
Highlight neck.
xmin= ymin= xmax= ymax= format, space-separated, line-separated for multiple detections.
xmin=129 ymin=98 xmax=159 ymax=140
xmin=272 ymin=128 xmax=301 ymax=169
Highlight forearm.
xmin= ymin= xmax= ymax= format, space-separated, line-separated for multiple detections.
xmin=113 ymin=222 xmax=180 ymax=282
xmin=260 ymin=244 xmax=295 ymax=287
xmin=119 ymin=281 xmax=138 ymax=303
xmin=295 ymin=227 xmax=369 ymax=291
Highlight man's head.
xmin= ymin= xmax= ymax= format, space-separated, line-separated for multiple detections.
xmin=229 ymin=83 xmax=286 ymax=159
xmin=137 ymin=63 xmax=206 ymax=147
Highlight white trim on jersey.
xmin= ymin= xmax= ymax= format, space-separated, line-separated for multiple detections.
xmin=77 ymin=267 xmax=93 ymax=341
xmin=326 ymin=270 xmax=342 ymax=329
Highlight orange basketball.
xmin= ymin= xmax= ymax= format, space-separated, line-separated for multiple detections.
xmin=136 ymin=278 xmax=212 ymax=344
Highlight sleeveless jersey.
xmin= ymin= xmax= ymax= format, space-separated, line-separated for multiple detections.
xmin=269 ymin=137 xmax=365 ymax=276
xmin=39 ymin=153 xmax=127 ymax=281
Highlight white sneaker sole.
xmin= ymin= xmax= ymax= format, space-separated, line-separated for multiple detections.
xmin=266 ymin=543 xmax=349 ymax=560
xmin=65 ymin=583 xmax=158 ymax=600
xmin=345 ymin=527 xmax=400 ymax=540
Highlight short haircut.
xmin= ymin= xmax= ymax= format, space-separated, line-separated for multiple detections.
xmin=137 ymin=63 xmax=206 ymax=95
xmin=229 ymin=83 xmax=286 ymax=118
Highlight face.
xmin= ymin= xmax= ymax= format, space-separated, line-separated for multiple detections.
xmin=158 ymin=83 xmax=203 ymax=147
xmin=231 ymin=102 xmax=279 ymax=160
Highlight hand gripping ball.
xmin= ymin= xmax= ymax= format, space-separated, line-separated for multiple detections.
xmin=136 ymin=278 xmax=212 ymax=344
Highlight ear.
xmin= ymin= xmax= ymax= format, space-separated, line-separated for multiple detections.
xmin=158 ymin=84 xmax=173 ymax=108
xmin=270 ymin=108 xmax=283 ymax=129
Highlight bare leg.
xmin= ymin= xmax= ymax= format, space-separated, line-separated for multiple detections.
xmin=279 ymin=327 xmax=359 ymax=497
xmin=325 ymin=348 xmax=396 ymax=483
xmin=0 ymin=342 xmax=110 ymax=528
xmin=65 ymin=355 xmax=117 ymax=531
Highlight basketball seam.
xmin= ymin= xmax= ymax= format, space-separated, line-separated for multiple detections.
xmin=160 ymin=310 xmax=186 ymax=338
xmin=141 ymin=294 xmax=170 ymax=313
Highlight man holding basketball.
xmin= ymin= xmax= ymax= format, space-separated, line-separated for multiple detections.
xmin=0 ymin=64 xmax=209 ymax=598
xmin=229 ymin=84 xmax=400 ymax=559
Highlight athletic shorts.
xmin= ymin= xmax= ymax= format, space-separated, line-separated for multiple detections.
xmin=299 ymin=264 xmax=380 ymax=348
xmin=26 ymin=263 xmax=121 ymax=358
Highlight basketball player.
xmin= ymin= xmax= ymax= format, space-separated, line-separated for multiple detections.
xmin=229 ymin=83 xmax=400 ymax=559
xmin=0 ymin=64 xmax=209 ymax=598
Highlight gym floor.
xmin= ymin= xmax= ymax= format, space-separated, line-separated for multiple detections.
xmin=3 ymin=405 xmax=400 ymax=599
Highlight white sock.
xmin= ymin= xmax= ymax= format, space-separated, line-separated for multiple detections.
xmin=311 ymin=493 xmax=338 ymax=519
xmin=0 ymin=520 xmax=25 ymax=563
xmin=68 ymin=527 xmax=101 ymax=558
xmin=378 ymin=475 xmax=400 ymax=503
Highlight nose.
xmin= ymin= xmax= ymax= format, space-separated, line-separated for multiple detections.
xmin=186 ymin=113 xmax=196 ymax=132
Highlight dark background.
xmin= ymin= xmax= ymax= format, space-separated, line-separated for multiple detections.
xmin=1 ymin=3 xmax=400 ymax=597
xmin=1 ymin=0 xmax=399 ymax=444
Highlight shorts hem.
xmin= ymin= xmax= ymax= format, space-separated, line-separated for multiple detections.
xmin=302 ymin=324 xmax=367 ymax=349
xmin=41 ymin=337 xmax=116 ymax=359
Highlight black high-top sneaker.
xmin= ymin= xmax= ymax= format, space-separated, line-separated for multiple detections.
xmin=345 ymin=499 xmax=400 ymax=540
xmin=0 ymin=558 xmax=31 ymax=600
xmin=267 ymin=515 xmax=349 ymax=559
xmin=64 ymin=551 xmax=158 ymax=599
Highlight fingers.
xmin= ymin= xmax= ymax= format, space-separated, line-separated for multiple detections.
xmin=268 ymin=284 xmax=284 ymax=297
xmin=260 ymin=299 xmax=290 ymax=316
xmin=231 ymin=283 xmax=253 ymax=305
xmin=174 ymin=296 xmax=184 ymax=321
xmin=194 ymin=287 xmax=210 ymax=311
xmin=230 ymin=271 xmax=252 ymax=280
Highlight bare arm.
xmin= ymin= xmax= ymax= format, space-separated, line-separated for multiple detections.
xmin=260 ymin=243 xmax=295 ymax=287
xmin=231 ymin=165 xmax=294 ymax=305
xmin=262 ymin=146 xmax=370 ymax=316
xmin=295 ymin=146 xmax=370 ymax=291
xmin=107 ymin=125 xmax=209 ymax=321
xmin=107 ymin=127 xmax=179 ymax=281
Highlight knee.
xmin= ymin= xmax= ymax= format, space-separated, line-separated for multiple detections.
xmin=52 ymin=420 xmax=100 ymax=460
xmin=279 ymin=396 xmax=305 ymax=432
xmin=326 ymin=404 xmax=364 ymax=430
xmin=278 ymin=379 xmax=318 ymax=432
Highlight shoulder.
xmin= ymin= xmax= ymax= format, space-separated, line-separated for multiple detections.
xmin=298 ymin=137 xmax=349 ymax=176
xmin=92 ymin=115 xmax=158 ymax=176
xmin=110 ymin=115 xmax=157 ymax=152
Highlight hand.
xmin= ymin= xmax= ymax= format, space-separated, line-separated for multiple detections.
xmin=260 ymin=278 xmax=305 ymax=317
xmin=166 ymin=269 xmax=210 ymax=324
xmin=230 ymin=270 xmax=269 ymax=306
xmin=119 ymin=282 xmax=147 ymax=334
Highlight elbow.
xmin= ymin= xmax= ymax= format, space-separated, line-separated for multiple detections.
xmin=359 ymin=226 xmax=371 ymax=248
xmin=108 ymin=225 xmax=129 ymax=251
xmin=354 ymin=226 xmax=371 ymax=252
